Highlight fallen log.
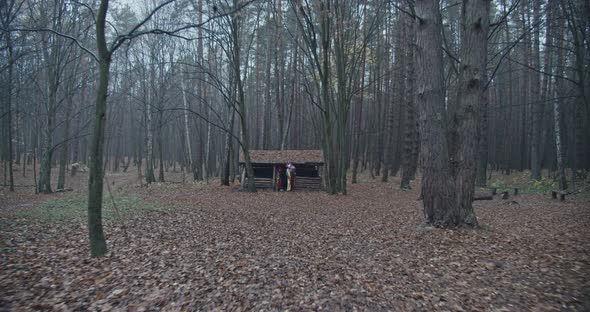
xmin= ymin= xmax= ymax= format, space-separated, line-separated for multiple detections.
xmin=55 ymin=188 xmax=74 ymax=193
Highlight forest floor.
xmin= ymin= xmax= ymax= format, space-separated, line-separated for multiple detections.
xmin=1 ymin=165 xmax=589 ymax=311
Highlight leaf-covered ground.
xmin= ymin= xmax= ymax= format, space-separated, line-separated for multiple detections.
xmin=1 ymin=168 xmax=589 ymax=311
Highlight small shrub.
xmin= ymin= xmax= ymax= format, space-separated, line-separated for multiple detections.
xmin=527 ymin=177 xmax=556 ymax=193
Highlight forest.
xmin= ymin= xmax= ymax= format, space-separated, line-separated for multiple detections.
xmin=0 ymin=0 xmax=589 ymax=310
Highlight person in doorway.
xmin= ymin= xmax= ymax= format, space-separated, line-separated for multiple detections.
xmin=277 ymin=165 xmax=287 ymax=191
xmin=287 ymin=163 xmax=296 ymax=191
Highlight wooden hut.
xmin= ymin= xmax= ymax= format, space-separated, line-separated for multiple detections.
xmin=238 ymin=150 xmax=324 ymax=190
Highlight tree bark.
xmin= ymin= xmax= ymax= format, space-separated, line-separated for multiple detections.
xmin=145 ymin=61 xmax=156 ymax=184
xmin=448 ymin=0 xmax=489 ymax=227
xmin=351 ymin=2 xmax=368 ymax=184
xmin=276 ymin=0 xmax=285 ymax=149
xmin=57 ymin=93 xmax=73 ymax=190
xmin=157 ymin=108 xmax=165 ymax=182
xmin=502 ymin=0 xmax=513 ymax=174
xmin=415 ymin=0 xmax=456 ymax=226
xmin=416 ymin=0 xmax=485 ymax=228
xmin=231 ymin=0 xmax=256 ymax=192
xmin=180 ymin=75 xmax=196 ymax=181
xmin=87 ymin=0 xmax=110 ymax=257
xmin=5 ymin=32 xmax=15 ymax=191
xmin=553 ymin=15 xmax=567 ymax=191
xmin=530 ymin=0 xmax=542 ymax=180
xmin=400 ymin=11 xmax=418 ymax=189
xmin=262 ymin=0 xmax=272 ymax=150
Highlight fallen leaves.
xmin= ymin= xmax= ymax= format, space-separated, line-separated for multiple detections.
xmin=0 ymin=170 xmax=589 ymax=310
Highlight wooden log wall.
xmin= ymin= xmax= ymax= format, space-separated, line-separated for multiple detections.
xmin=244 ymin=177 xmax=322 ymax=190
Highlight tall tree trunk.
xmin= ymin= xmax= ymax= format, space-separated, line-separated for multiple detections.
xmin=416 ymin=0 xmax=456 ymax=226
xmin=537 ymin=0 xmax=553 ymax=176
xmin=276 ymin=0 xmax=285 ymax=149
xmin=38 ymin=57 xmax=58 ymax=194
xmin=553 ymin=15 xmax=567 ymax=191
xmin=232 ymin=0 xmax=256 ymax=192
xmin=198 ymin=0 xmax=206 ymax=180
xmin=280 ymin=35 xmax=297 ymax=151
xmin=321 ymin=1 xmax=336 ymax=194
xmin=475 ymin=86 xmax=490 ymax=186
xmin=221 ymin=109 xmax=235 ymax=186
xmin=381 ymin=24 xmax=394 ymax=183
xmin=416 ymin=0 xmax=484 ymax=228
xmin=262 ymin=0 xmax=272 ymax=150
xmin=87 ymin=0 xmax=110 ymax=257
xmin=351 ymin=17 xmax=367 ymax=184
xmin=5 ymin=33 xmax=14 ymax=191
xmin=157 ymin=108 xmax=165 ymax=182
xmin=400 ymin=12 xmax=418 ymax=189
xmin=57 ymin=94 xmax=73 ymax=190
xmin=145 ymin=83 xmax=156 ymax=184
xmin=530 ymin=0 xmax=542 ymax=180
xmin=71 ymin=82 xmax=85 ymax=177
xmin=447 ymin=0 xmax=489 ymax=227
xmin=563 ymin=0 xmax=590 ymax=171
xmin=180 ymin=76 xmax=195 ymax=181
xmin=502 ymin=0 xmax=513 ymax=174
xmin=204 ymin=86 xmax=212 ymax=182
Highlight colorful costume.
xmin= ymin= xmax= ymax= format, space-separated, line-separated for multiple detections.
xmin=287 ymin=163 xmax=296 ymax=191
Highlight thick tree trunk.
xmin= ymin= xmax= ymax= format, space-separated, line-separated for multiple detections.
xmin=448 ymin=0 xmax=489 ymax=228
xmin=416 ymin=0 xmax=484 ymax=228
xmin=415 ymin=0 xmax=456 ymax=226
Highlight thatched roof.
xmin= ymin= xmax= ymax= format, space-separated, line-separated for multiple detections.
xmin=239 ymin=150 xmax=324 ymax=165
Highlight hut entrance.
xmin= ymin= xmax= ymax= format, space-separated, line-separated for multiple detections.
xmin=239 ymin=150 xmax=324 ymax=190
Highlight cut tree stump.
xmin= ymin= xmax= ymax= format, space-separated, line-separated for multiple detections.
xmin=551 ymin=190 xmax=567 ymax=201
xmin=474 ymin=195 xmax=493 ymax=201
xmin=513 ymin=188 xmax=519 ymax=195
xmin=491 ymin=187 xmax=497 ymax=195
xmin=501 ymin=191 xmax=509 ymax=199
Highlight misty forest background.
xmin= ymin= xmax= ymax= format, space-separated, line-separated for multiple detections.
xmin=1 ymin=0 xmax=589 ymax=207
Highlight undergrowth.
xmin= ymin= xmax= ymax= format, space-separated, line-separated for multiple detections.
xmin=17 ymin=193 xmax=168 ymax=223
